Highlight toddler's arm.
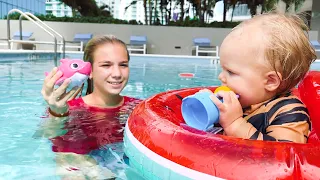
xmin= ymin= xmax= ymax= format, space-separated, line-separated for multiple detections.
xmin=224 ymin=98 xmax=310 ymax=143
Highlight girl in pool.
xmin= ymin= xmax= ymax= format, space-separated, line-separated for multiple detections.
xmin=40 ymin=35 xmax=142 ymax=179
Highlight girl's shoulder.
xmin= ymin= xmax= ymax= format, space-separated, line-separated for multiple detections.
xmin=124 ymin=96 xmax=143 ymax=103
xmin=123 ymin=96 xmax=143 ymax=107
xmin=67 ymin=97 xmax=85 ymax=107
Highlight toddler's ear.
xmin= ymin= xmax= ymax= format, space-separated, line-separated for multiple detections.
xmin=264 ymin=71 xmax=282 ymax=92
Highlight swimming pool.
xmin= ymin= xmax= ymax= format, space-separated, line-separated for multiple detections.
xmin=0 ymin=53 xmax=221 ymax=180
xmin=1 ymin=52 xmax=320 ymax=180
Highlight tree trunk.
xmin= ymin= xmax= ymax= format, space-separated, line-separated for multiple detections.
xmin=179 ymin=0 xmax=185 ymax=22
xmin=285 ymin=3 xmax=290 ymax=12
xmin=154 ymin=0 xmax=158 ymax=23
xmin=168 ymin=1 xmax=172 ymax=22
xmin=72 ymin=9 xmax=76 ymax=16
xmin=149 ymin=0 xmax=153 ymax=25
xmin=61 ymin=0 xmax=100 ymax=16
xmin=196 ymin=1 xmax=201 ymax=21
xmin=231 ymin=3 xmax=236 ymax=22
xmin=200 ymin=0 xmax=206 ymax=23
xmin=223 ymin=0 xmax=227 ymax=25
xmin=144 ymin=0 xmax=148 ymax=24
xmin=250 ymin=0 xmax=257 ymax=17
xmin=160 ymin=5 xmax=164 ymax=24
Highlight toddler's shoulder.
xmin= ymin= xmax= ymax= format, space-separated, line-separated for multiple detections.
xmin=263 ymin=94 xmax=308 ymax=118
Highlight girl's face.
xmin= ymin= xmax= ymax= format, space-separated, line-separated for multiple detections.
xmin=90 ymin=43 xmax=129 ymax=96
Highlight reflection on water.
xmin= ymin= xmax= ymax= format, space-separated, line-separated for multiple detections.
xmin=33 ymin=98 xmax=144 ymax=179
xmin=90 ymin=143 xmax=145 ymax=180
xmin=4 ymin=57 xmax=320 ymax=179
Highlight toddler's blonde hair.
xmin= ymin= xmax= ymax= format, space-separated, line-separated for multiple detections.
xmin=236 ymin=12 xmax=317 ymax=93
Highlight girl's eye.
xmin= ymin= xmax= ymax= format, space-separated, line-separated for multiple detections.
xmin=102 ymin=64 xmax=110 ymax=67
xmin=121 ymin=64 xmax=128 ymax=67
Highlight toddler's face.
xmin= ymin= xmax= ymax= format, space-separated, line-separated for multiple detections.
xmin=217 ymin=28 xmax=272 ymax=108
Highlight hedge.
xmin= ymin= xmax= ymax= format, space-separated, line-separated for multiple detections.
xmin=4 ymin=13 xmax=241 ymax=28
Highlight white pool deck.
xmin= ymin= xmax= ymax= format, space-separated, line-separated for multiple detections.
xmin=0 ymin=49 xmax=318 ymax=63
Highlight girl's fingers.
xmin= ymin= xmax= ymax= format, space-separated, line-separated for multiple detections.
xmin=69 ymin=87 xmax=82 ymax=100
xmin=46 ymin=70 xmax=63 ymax=91
xmin=53 ymin=79 xmax=71 ymax=100
xmin=60 ymin=87 xmax=80 ymax=102
xmin=44 ymin=67 xmax=58 ymax=83
xmin=42 ymin=68 xmax=58 ymax=97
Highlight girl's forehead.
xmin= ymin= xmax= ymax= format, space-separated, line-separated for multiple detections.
xmin=93 ymin=44 xmax=128 ymax=62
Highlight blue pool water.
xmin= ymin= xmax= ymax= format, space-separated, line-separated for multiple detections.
xmin=0 ymin=54 xmax=221 ymax=180
xmin=1 ymin=53 xmax=320 ymax=180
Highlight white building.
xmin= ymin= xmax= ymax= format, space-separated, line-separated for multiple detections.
xmin=45 ymin=0 xmax=192 ymax=24
xmin=115 ymin=0 xmax=144 ymax=23
xmin=115 ymin=0 xmax=194 ymax=24
xmin=45 ymin=0 xmax=72 ymax=17
xmin=96 ymin=0 xmax=115 ymax=15
xmin=45 ymin=0 xmax=116 ymax=17
xmin=46 ymin=0 xmax=313 ymax=24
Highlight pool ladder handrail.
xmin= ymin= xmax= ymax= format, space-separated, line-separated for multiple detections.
xmin=22 ymin=12 xmax=66 ymax=59
xmin=7 ymin=9 xmax=65 ymax=61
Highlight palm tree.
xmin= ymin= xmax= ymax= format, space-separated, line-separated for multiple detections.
xmin=282 ymin=0 xmax=305 ymax=11
xmin=125 ymin=0 xmax=148 ymax=24
xmin=229 ymin=0 xmax=237 ymax=21
xmin=247 ymin=0 xmax=305 ymax=16
xmin=160 ymin=0 xmax=169 ymax=24
xmin=205 ymin=0 xmax=216 ymax=22
xmin=187 ymin=0 xmax=216 ymax=23
xmin=58 ymin=0 xmax=112 ymax=17
xmin=178 ymin=0 xmax=185 ymax=22
xmin=187 ymin=0 xmax=201 ymax=21
xmin=148 ymin=0 xmax=153 ymax=25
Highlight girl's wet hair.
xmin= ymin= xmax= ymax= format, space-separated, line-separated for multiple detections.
xmin=82 ymin=35 xmax=130 ymax=95
xmin=235 ymin=12 xmax=317 ymax=93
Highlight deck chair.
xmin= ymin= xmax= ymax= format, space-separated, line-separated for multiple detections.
xmin=61 ymin=33 xmax=93 ymax=52
xmin=127 ymin=35 xmax=147 ymax=54
xmin=12 ymin=31 xmax=36 ymax=50
xmin=192 ymin=38 xmax=218 ymax=57
xmin=311 ymin=40 xmax=320 ymax=52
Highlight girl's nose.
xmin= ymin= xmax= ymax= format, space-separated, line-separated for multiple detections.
xmin=111 ymin=66 xmax=121 ymax=78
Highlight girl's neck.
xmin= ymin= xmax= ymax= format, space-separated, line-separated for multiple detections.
xmin=84 ymin=90 xmax=124 ymax=108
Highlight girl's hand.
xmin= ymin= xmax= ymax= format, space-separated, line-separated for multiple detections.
xmin=41 ymin=67 xmax=80 ymax=114
xmin=209 ymin=91 xmax=243 ymax=129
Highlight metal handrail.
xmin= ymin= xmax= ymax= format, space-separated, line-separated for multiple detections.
xmin=22 ymin=12 xmax=66 ymax=58
xmin=9 ymin=40 xmax=65 ymax=45
xmin=7 ymin=9 xmax=58 ymax=61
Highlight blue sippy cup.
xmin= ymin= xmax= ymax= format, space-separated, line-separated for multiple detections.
xmin=181 ymin=91 xmax=220 ymax=131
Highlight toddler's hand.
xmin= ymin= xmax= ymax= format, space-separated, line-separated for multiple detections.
xmin=209 ymin=91 xmax=243 ymax=129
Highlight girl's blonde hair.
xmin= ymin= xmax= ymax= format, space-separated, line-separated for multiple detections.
xmin=237 ymin=12 xmax=317 ymax=93
xmin=83 ymin=34 xmax=129 ymax=95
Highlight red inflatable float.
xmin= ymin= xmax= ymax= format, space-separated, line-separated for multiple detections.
xmin=124 ymin=71 xmax=320 ymax=179
xmin=179 ymin=73 xmax=195 ymax=78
